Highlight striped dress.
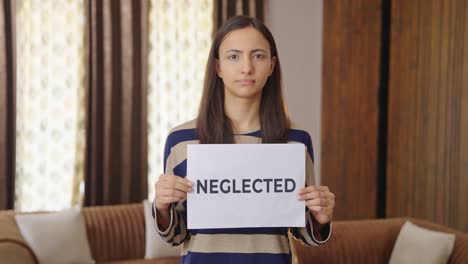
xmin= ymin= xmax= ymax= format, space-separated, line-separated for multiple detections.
xmin=152 ymin=119 xmax=332 ymax=264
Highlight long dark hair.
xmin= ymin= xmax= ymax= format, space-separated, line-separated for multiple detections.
xmin=196 ymin=15 xmax=290 ymax=144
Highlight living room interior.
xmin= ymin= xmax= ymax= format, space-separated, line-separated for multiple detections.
xmin=1 ymin=0 xmax=467 ymax=263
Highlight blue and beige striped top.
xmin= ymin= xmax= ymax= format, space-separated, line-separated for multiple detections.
xmin=152 ymin=119 xmax=332 ymax=264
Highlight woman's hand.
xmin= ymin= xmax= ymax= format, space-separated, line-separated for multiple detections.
xmin=154 ymin=174 xmax=193 ymax=211
xmin=297 ymin=185 xmax=335 ymax=225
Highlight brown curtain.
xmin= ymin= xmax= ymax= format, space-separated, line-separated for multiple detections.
xmin=0 ymin=0 xmax=15 ymax=210
xmin=85 ymin=0 xmax=149 ymax=206
xmin=213 ymin=0 xmax=264 ymax=35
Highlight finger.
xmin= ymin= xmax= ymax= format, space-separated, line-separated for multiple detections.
xmin=158 ymin=196 xmax=183 ymax=204
xmin=323 ymin=197 xmax=335 ymax=208
xmin=327 ymin=193 xmax=336 ymax=205
xmin=158 ymin=189 xmax=188 ymax=199
xmin=298 ymin=186 xmax=316 ymax=194
xmin=160 ymin=174 xmax=193 ymax=187
xmin=298 ymin=185 xmax=329 ymax=194
xmin=298 ymin=189 xmax=334 ymax=200
xmin=175 ymin=177 xmax=193 ymax=187
xmin=313 ymin=190 xmax=335 ymax=199
xmin=171 ymin=181 xmax=193 ymax=193
xmin=305 ymin=198 xmax=332 ymax=207
xmin=159 ymin=174 xmax=171 ymax=181
xmin=159 ymin=180 xmax=193 ymax=193
xmin=308 ymin=205 xmax=333 ymax=214
xmin=297 ymin=191 xmax=321 ymax=200
xmin=317 ymin=191 xmax=335 ymax=201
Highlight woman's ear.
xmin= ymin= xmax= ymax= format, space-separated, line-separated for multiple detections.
xmin=215 ymin=59 xmax=222 ymax=78
xmin=269 ymin=56 xmax=277 ymax=76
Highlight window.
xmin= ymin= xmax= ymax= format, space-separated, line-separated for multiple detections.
xmin=147 ymin=0 xmax=213 ymax=199
xmin=15 ymin=0 xmax=87 ymax=211
xmin=14 ymin=0 xmax=213 ymax=209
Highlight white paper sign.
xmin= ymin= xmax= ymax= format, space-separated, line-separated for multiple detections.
xmin=187 ymin=144 xmax=305 ymax=229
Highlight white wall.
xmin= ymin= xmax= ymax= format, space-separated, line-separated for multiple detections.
xmin=264 ymin=0 xmax=323 ymax=183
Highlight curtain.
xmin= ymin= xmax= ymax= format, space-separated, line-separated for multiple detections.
xmin=15 ymin=0 xmax=87 ymax=212
xmin=147 ymin=0 xmax=213 ymax=201
xmin=0 ymin=0 xmax=15 ymax=210
xmin=213 ymin=0 xmax=264 ymax=35
xmin=85 ymin=0 xmax=149 ymax=206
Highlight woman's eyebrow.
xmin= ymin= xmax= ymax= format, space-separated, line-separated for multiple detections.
xmin=250 ymin=49 xmax=267 ymax=53
xmin=225 ymin=49 xmax=267 ymax=53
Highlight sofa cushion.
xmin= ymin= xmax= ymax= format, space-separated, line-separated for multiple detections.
xmin=389 ymin=221 xmax=455 ymax=264
xmin=143 ymin=200 xmax=181 ymax=259
xmin=15 ymin=206 xmax=95 ymax=264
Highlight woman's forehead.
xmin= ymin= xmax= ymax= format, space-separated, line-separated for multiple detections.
xmin=219 ymin=27 xmax=270 ymax=52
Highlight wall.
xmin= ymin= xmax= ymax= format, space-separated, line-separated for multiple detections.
xmin=320 ymin=0 xmax=383 ymax=220
xmin=386 ymin=0 xmax=468 ymax=232
xmin=264 ymin=0 xmax=323 ymax=183
xmin=265 ymin=0 xmax=468 ymax=231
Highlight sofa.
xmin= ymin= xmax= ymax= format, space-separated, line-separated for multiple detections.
xmin=292 ymin=217 xmax=468 ymax=264
xmin=0 ymin=204 xmax=179 ymax=264
xmin=0 ymin=203 xmax=467 ymax=264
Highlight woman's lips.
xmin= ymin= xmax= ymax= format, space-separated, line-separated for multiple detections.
xmin=238 ymin=79 xmax=256 ymax=86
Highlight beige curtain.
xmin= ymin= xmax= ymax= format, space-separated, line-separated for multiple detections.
xmin=85 ymin=0 xmax=149 ymax=206
xmin=0 ymin=0 xmax=15 ymax=210
xmin=15 ymin=0 xmax=87 ymax=212
xmin=146 ymin=0 xmax=213 ymax=201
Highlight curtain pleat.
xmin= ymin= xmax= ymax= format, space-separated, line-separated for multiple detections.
xmin=85 ymin=0 xmax=149 ymax=206
xmin=0 ymin=0 xmax=16 ymax=210
xmin=213 ymin=0 xmax=264 ymax=36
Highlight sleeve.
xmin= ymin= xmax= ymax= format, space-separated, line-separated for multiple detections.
xmin=151 ymin=136 xmax=190 ymax=246
xmin=289 ymin=133 xmax=332 ymax=246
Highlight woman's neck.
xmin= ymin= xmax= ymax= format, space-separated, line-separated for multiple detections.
xmin=224 ymin=96 xmax=261 ymax=134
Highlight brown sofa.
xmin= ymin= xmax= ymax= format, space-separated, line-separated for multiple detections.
xmin=0 ymin=204 xmax=179 ymax=264
xmin=292 ymin=218 xmax=468 ymax=264
xmin=1 ymin=203 xmax=467 ymax=264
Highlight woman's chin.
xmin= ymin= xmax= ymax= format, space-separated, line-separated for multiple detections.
xmin=225 ymin=88 xmax=263 ymax=100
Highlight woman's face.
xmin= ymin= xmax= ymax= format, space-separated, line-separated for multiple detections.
xmin=216 ymin=27 xmax=276 ymax=101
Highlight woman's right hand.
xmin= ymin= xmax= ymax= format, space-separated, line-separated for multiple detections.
xmin=154 ymin=174 xmax=193 ymax=212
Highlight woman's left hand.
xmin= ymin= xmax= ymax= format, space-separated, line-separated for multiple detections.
xmin=297 ymin=185 xmax=335 ymax=225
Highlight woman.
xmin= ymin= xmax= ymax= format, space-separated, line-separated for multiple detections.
xmin=153 ymin=15 xmax=335 ymax=264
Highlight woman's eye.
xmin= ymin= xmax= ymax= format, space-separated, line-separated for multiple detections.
xmin=254 ymin=54 xmax=264 ymax=60
xmin=228 ymin=54 xmax=238 ymax=60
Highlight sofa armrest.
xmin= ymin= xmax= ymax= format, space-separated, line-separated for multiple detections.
xmin=0 ymin=241 xmax=37 ymax=264
xmin=292 ymin=218 xmax=404 ymax=264
xmin=0 ymin=213 xmax=38 ymax=264
xmin=450 ymin=232 xmax=468 ymax=264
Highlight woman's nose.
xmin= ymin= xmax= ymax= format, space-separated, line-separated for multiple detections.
xmin=241 ymin=58 xmax=253 ymax=74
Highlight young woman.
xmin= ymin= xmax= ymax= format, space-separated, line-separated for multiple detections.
xmin=153 ymin=15 xmax=335 ymax=264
